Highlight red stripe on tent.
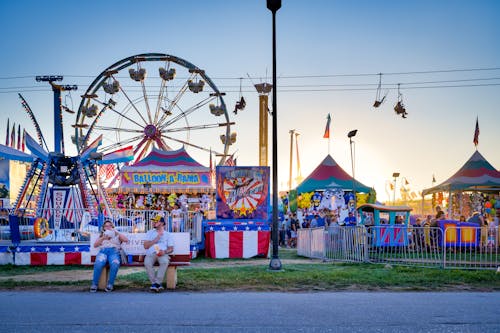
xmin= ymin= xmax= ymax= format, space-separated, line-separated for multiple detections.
xmin=205 ymin=231 xmax=216 ymax=258
xmin=65 ymin=252 xmax=81 ymax=265
xmin=229 ymin=231 xmax=243 ymax=258
xmin=257 ymin=231 xmax=270 ymax=256
xmin=30 ymin=253 xmax=47 ymax=265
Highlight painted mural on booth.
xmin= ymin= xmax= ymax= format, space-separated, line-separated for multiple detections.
xmin=215 ymin=166 xmax=270 ymax=220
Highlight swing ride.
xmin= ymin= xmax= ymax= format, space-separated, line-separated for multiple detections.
xmin=373 ymin=73 xmax=388 ymax=108
xmin=394 ymin=83 xmax=408 ymax=119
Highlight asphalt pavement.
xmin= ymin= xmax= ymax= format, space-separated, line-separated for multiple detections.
xmin=0 ymin=291 xmax=499 ymax=332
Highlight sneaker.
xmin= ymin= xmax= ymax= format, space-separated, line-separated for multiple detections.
xmin=105 ymin=285 xmax=113 ymax=292
xmin=158 ymin=284 xmax=164 ymax=291
xmin=90 ymin=286 xmax=97 ymax=293
xmin=153 ymin=283 xmax=161 ymax=292
xmin=150 ymin=284 xmax=158 ymax=292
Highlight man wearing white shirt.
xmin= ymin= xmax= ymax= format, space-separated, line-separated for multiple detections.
xmin=143 ymin=215 xmax=174 ymax=292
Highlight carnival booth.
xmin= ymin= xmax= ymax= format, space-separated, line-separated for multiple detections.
xmin=110 ymin=147 xmax=214 ymax=210
xmin=296 ymin=154 xmax=373 ymax=223
xmin=420 ymin=150 xmax=500 ymax=248
xmin=422 ymin=150 xmax=500 ymax=218
xmin=204 ymin=166 xmax=271 ymax=258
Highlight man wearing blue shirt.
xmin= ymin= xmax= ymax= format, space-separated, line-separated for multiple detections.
xmin=343 ymin=212 xmax=357 ymax=226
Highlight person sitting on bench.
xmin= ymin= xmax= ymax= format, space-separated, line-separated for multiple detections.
xmin=143 ymin=215 xmax=174 ymax=292
xmin=90 ymin=221 xmax=128 ymax=293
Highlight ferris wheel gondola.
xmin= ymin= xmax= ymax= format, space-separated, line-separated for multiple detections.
xmin=74 ymin=53 xmax=235 ymax=165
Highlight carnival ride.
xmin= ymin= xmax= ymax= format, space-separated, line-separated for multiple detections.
xmin=1 ymin=53 xmax=235 ymax=245
xmin=358 ymin=203 xmax=412 ymax=247
xmin=0 ymin=76 xmax=110 ymax=243
xmin=73 ymin=53 xmax=235 ymax=179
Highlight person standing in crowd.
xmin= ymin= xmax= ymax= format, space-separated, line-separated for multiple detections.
xmin=289 ymin=213 xmax=300 ymax=248
xmin=279 ymin=217 xmax=286 ymax=247
xmin=143 ymin=215 xmax=174 ymax=292
xmin=310 ymin=215 xmax=319 ymax=228
xmin=284 ymin=215 xmax=292 ymax=247
xmin=343 ymin=212 xmax=357 ymax=226
xmin=296 ymin=208 xmax=304 ymax=229
xmin=171 ymin=203 xmax=183 ymax=232
xmin=90 ymin=221 xmax=129 ymax=293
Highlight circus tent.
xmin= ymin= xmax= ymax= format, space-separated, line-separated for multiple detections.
xmin=296 ymin=154 xmax=371 ymax=194
xmin=114 ymin=147 xmax=213 ymax=194
xmin=422 ymin=150 xmax=500 ymax=195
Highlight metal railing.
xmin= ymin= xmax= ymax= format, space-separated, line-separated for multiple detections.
xmin=298 ymin=225 xmax=500 ymax=270
xmin=1 ymin=208 xmax=203 ymax=244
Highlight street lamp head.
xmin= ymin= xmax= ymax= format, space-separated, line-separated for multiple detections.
xmin=392 ymin=172 xmax=400 ymax=178
xmin=347 ymin=129 xmax=358 ymax=138
xmin=267 ymin=0 xmax=281 ymax=12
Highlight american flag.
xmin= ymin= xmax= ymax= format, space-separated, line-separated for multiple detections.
xmin=473 ymin=117 xmax=480 ymax=147
xmin=99 ymin=164 xmax=116 ymax=180
xmin=225 ymin=153 xmax=236 ymax=166
xmin=10 ymin=123 xmax=15 ymax=148
xmin=5 ymin=118 xmax=9 ymax=146
xmin=17 ymin=124 xmax=21 ymax=150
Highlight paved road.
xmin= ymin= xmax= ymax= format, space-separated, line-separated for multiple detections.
xmin=0 ymin=291 xmax=498 ymax=333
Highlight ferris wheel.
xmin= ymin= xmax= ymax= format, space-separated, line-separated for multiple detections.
xmin=73 ymin=53 xmax=235 ymax=164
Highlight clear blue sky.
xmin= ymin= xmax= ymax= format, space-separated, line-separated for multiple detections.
xmin=1 ymin=0 xmax=499 ymax=202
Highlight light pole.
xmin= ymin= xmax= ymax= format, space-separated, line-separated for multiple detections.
xmin=288 ymin=129 xmax=295 ymax=191
xmin=392 ymin=172 xmax=400 ymax=205
xmin=348 ymin=130 xmax=358 ymax=209
xmin=267 ymin=0 xmax=282 ymax=271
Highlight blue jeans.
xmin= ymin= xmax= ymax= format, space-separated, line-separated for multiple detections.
xmin=92 ymin=247 xmax=121 ymax=288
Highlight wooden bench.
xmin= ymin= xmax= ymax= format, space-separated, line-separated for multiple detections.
xmin=97 ymin=254 xmax=191 ymax=290
xmin=92 ymin=232 xmax=191 ymax=290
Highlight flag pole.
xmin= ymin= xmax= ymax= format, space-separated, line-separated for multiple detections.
xmin=328 ymin=134 xmax=331 ymax=155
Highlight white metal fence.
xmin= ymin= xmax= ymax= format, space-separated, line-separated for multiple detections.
xmin=298 ymin=225 xmax=500 ymax=270
xmin=0 ymin=208 xmax=204 ymax=244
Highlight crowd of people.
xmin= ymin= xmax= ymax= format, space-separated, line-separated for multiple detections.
xmin=413 ymin=205 xmax=499 ymax=229
xmin=278 ymin=209 xmax=358 ymax=248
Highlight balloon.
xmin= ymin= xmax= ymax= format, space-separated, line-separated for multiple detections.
xmin=485 ymin=208 xmax=491 ymax=214
xmin=485 ymin=201 xmax=492 ymax=208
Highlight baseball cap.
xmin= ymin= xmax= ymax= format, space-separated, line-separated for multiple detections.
xmin=152 ymin=215 xmax=165 ymax=223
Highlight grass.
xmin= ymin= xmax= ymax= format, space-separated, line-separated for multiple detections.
xmin=0 ymin=248 xmax=499 ymax=292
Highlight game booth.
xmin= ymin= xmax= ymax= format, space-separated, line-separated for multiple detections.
xmin=110 ymin=147 xmax=214 ymax=209
xmin=203 ymin=166 xmax=271 ymax=258
xmin=295 ymin=154 xmax=373 ymax=223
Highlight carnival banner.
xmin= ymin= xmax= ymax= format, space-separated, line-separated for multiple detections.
xmin=215 ymin=166 xmax=270 ymax=220
xmin=90 ymin=232 xmax=190 ymax=256
xmin=120 ymin=171 xmax=211 ymax=188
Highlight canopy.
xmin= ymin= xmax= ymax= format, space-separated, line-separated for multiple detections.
xmin=422 ymin=150 xmax=500 ymax=195
xmin=117 ymin=147 xmax=213 ymax=193
xmin=296 ymin=154 xmax=372 ymax=194
xmin=123 ymin=146 xmax=208 ymax=172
